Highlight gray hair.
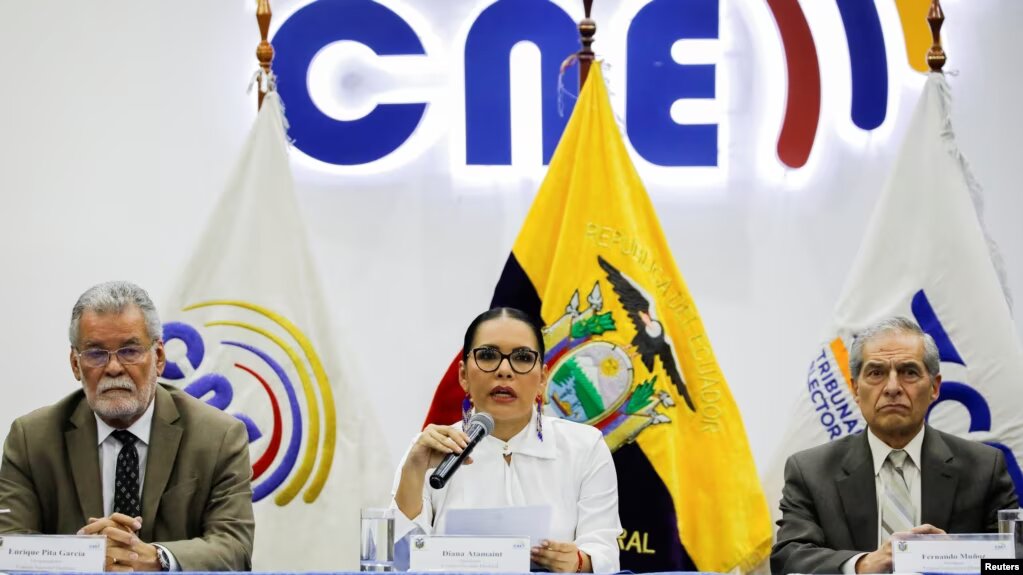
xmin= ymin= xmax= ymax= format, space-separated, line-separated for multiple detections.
xmin=69 ymin=281 xmax=162 ymax=347
xmin=849 ymin=316 xmax=940 ymax=380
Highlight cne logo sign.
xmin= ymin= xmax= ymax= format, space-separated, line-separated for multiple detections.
xmin=272 ymin=0 xmax=932 ymax=171
xmin=162 ymin=301 xmax=337 ymax=506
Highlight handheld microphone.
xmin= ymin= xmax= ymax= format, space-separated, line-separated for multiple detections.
xmin=429 ymin=412 xmax=495 ymax=489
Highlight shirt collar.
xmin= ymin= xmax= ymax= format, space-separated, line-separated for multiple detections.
xmin=95 ymin=398 xmax=155 ymax=447
xmin=482 ymin=408 xmax=557 ymax=459
xmin=867 ymin=425 xmax=925 ymax=476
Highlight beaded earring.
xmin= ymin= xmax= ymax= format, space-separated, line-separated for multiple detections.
xmin=535 ymin=394 xmax=544 ymax=442
xmin=461 ymin=394 xmax=473 ymax=432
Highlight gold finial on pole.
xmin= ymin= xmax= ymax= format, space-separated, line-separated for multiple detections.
xmin=926 ymin=0 xmax=946 ymax=72
xmin=578 ymin=0 xmax=596 ymax=89
xmin=256 ymin=0 xmax=274 ymax=109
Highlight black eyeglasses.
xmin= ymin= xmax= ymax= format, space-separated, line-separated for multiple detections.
xmin=471 ymin=347 xmax=539 ymax=374
xmin=75 ymin=342 xmax=155 ymax=369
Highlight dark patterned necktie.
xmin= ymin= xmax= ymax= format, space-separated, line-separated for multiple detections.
xmin=111 ymin=430 xmax=141 ymax=518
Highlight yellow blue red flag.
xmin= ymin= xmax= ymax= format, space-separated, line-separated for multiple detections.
xmin=425 ymin=64 xmax=771 ymax=572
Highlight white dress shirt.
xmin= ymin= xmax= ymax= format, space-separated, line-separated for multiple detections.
xmin=392 ymin=412 xmax=623 ymax=573
xmin=94 ymin=400 xmax=179 ymax=571
xmin=841 ymin=426 xmax=925 ymax=574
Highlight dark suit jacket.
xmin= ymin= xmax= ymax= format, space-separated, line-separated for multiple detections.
xmin=771 ymin=426 xmax=1018 ymax=574
xmin=0 ymin=384 xmax=255 ymax=571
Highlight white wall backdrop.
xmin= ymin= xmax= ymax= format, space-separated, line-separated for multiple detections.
xmin=1 ymin=0 xmax=1020 ymax=493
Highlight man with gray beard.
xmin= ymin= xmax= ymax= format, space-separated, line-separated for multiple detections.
xmin=0 ymin=281 xmax=254 ymax=571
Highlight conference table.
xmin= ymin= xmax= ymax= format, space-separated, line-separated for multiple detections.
xmin=6 ymin=570 xmax=991 ymax=575
xmin=6 ymin=568 xmax=712 ymax=572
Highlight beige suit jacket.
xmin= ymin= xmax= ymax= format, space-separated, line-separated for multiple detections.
xmin=0 ymin=384 xmax=255 ymax=571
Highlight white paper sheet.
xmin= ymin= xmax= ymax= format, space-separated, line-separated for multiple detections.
xmin=442 ymin=505 xmax=552 ymax=548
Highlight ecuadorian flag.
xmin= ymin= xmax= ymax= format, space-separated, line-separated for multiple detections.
xmin=424 ymin=64 xmax=771 ymax=573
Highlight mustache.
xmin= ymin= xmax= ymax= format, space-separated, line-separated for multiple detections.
xmin=97 ymin=377 xmax=136 ymax=393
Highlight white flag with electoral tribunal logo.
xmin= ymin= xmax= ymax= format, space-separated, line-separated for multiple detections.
xmin=160 ymin=90 xmax=391 ymax=569
xmin=763 ymin=73 xmax=1023 ymax=524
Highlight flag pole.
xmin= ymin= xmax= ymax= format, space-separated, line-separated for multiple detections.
xmin=926 ymin=0 xmax=946 ymax=72
xmin=256 ymin=0 xmax=274 ymax=110
xmin=578 ymin=0 xmax=596 ymax=89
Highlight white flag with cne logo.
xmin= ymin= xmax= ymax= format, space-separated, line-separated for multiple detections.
xmin=763 ymin=73 xmax=1023 ymax=526
xmin=160 ymin=90 xmax=391 ymax=569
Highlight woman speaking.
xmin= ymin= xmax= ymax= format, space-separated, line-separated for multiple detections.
xmin=392 ymin=308 xmax=622 ymax=573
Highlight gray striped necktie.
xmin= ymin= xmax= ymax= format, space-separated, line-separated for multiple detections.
xmin=880 ymin=449 xmax=914 ymax=539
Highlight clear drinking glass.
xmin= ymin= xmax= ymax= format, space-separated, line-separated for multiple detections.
xmin=360 ymin=508 xmax=395 ymax=571
xmin=998 ymin=508 xmax=1023 ymax=548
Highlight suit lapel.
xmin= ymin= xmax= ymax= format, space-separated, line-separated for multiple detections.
xmin=66 ymin=396 xmax=104 ymax=522
xmin=837 ymin=433 xmax=879 ymax=551
xmin=141 ymin=386 xmax=182 ymax=542
xmin=920 ymin=427 xmax=957 ymax=528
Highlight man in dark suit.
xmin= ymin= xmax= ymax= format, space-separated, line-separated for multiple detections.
xmin=772 ymin=317 xmax=1018 ymax=574
xmin=0 ymin=281 xmax=254 ymax=571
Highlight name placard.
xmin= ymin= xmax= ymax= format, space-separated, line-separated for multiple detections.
xmin=0 ymin=534 xmax=106 ymax=572
xmin=893 ymin=533 xmax=1015 ymax=573
xmin=409 ymin=535 xmax=529 ymax=572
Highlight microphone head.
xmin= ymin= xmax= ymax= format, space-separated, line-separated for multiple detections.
xmin=468 ymin=412 xmax=495 ymax=436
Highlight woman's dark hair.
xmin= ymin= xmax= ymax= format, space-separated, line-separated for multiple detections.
xmin=461 ymin=307 xmax=546 ymax=361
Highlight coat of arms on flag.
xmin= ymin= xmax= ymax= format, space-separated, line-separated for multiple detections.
xmin=540 ymin=254 xmax=696 ymax=453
